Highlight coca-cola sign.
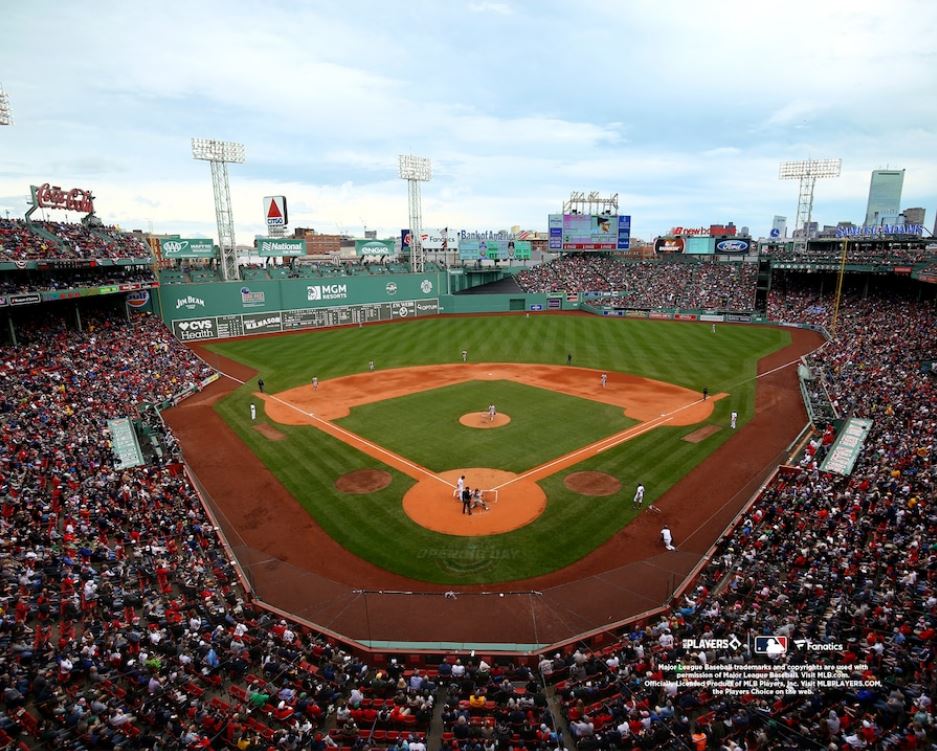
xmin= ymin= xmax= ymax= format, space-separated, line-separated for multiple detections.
xmin=32 ymin=183 xmax=95 ymax=213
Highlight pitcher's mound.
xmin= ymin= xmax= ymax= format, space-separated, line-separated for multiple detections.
xmin=565 ymin=471 xmax=621 ymax=496
xmin=335 ymin=469 xmax=392 ymax=494
xmin=459 ymin=412 xmax=511 ymax=429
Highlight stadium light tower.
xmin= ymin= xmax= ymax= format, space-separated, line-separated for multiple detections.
xmin=192 ymin=138 xmax=246 ymax=281
xmin=0 ymin=84 xmax=12 ymax=126
xmin=399 ymin=154 xmax=431 ymax=273
xmin=779 ymin=159 xmax=841 ymax=253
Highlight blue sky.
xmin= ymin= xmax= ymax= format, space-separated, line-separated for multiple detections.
xmin=1 ymin=0 xmax=936 ymax=241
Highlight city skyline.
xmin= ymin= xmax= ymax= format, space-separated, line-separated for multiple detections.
xmin=1 ymin=0 xmax=936 ymax=241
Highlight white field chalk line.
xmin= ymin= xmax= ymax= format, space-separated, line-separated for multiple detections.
xmin=216 ymin=368 xmax=447 ymax=487
xmin=213 ymin=345 xmax=813 ymax=494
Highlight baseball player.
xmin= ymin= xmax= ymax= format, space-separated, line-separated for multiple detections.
xmin=488 ymin=403 xmax=496 ymax=422
xmin=461 ymin=349 xmax=468 ymax=363
xmin=471 ymin=488 xmax=489 ymax=512
xmin=250 ymin=403 xmax=256 ymax=421
xmin=257 ymin=377 xmax=265 ymax=393
xmin=661 ymin=526 xmax=675 ymax=551
xmin=702 ymin=386 xmax=708 ymax=401
xmin=567 ymin=352 xmax=573 ymax=366
xmin=312 ymin=376 xmax=318 ymax=391
xmin=600 ymin=372 xmax=608 ymax=388
xmin=454 ymin=475 xmax=465 ymax=500
xmin=368 ymin=360 xmax=375 ymax=372
xmin=730 ymin=411 xmax=738 ymax=429
xmin=711 ymin=323 xmax=716 ymax=334
xmin=633 ymin=483 xmax=645 ymax=507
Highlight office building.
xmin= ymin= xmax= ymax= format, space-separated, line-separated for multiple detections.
xmin=901 ymin=207 xmax=925 ymax=227
xmin=772 ymin=216 xmax=787 ymax=239
xmin=864 ymin=169 xmax=904 ymax=227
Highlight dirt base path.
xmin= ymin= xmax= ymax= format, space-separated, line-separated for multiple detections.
xmin=165 ymin=322 xmax=824 ymax=645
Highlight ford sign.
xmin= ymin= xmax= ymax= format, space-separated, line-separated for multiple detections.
xmin=715 ymin=239 xmax=749 ymax=253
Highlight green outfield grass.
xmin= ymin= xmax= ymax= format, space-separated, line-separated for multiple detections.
xmin=208 ymin=315 xmax=790 ymax=583
xmin=337 ymin=380 xmax=638 ymax=473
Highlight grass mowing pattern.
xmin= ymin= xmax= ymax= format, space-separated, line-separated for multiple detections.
xmin=208 ymin=316 xmax=790 ymax=584
xmin=337 ymin=380 xmax=637 ymax=473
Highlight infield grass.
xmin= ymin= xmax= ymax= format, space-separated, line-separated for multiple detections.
xmin=208 ymin=315 xmax=790 ymax=584
xmin=337 ymin=380 xmax=638 ymax=473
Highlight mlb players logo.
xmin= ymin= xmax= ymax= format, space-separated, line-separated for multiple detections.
xmin=754 ymin=636 xmax=788 ymax=656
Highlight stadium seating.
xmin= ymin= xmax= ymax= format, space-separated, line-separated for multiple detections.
xmin=0 ymin=280 xmax=934 ymax=750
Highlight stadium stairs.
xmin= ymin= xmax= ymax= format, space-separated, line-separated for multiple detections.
xmin=24 ymin=220 xmax=65 ymax=252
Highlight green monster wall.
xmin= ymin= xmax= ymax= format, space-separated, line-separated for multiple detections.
xmin=156 ymin=272 xmax=579 ymax=343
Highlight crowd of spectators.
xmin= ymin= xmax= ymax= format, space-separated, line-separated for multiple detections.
xmin=549 ymin=286 xmax=936 ymax=750
xmin=0 ymin=278 xmax=934 ymax=750
xmin=515 ymin=257 xmax=758 ymax=310
xmin=0 ymin=220 xmax=149 ymax=263
xmin=0 ymin=267 xmax=156 ymax=296
xmin=762 ymin=243 xmax=936 ymax=265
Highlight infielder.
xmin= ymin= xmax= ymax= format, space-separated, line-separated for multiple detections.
xmin=368 ymin=360 xmax=375 ymax=372
xmin=250 ymin=403 xmax=256 ymax=421
xmin=661 ymin=526 xmax=675 ymax=551
xmin=312 ymin=376 xmax=318 ymax=391
xmin=730 ymin=411 xmax=738 ymax=429
xmin=600 ymin=372 xmax=608 ymax=388
xmin=711 ymin=323 xmax=716 ymax=334
xmin=487 ymin=403 xmax=496 ymax=422
xmin=633 ymin=483 xmax=645 ymax=507
xmin=461 ymin=350 xmax=468 ymax=363
xmin=453 ymin=474 xmax=466 ymax=500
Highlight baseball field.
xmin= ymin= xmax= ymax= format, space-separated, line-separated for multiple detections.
xmin=196 ymin=314 xmax=791 ymax=585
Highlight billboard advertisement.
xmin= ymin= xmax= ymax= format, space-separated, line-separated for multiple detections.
xmin=459 ymin=239 xmax=532 ymax=261
xmin=548 ymin=214 xmax=631 ymax=251
xmin=713 ymin=237 xmax=752 ymax=254
xmin=685 ymin=236 xmax=714 ymax=254
xmin=256 ymin=237 xmax=305 ymax=256
xmin=655 ymin=237 xmax=685 ymax=253
xmin=160 ymin=238 xmax=216 ymax=258
xmin=355 ymin=239 xmax=397 ymax=257
xmin=263 ymin=196 xmax=288 ymax=228
xmin=400 ymin=228 xmax=457 ymax=251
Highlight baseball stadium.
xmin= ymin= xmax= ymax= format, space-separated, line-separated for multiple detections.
xmin=2 ymin=6 xmax=937 ymax=750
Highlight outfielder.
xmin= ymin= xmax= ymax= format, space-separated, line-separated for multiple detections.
xmin=250 ymin=403 xmax=256 ymax=421
xmin=661 ymin=526 xmax=675 ymax=551
xmin=730 ymin=411 xmax=738 ymax=429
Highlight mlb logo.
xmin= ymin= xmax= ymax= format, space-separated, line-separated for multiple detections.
xmin=754 ymin=636 xmax=788 ymax=656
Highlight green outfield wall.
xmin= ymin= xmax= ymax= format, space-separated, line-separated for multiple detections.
xmin=156 ymin=273 xmax=581 ymax=342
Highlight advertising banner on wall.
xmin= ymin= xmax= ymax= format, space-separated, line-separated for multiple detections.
xmin=355 ymin=239 xmax=397 ymax=257
xmin=160 ymin=238 xmax=216 ymax=259
xmin=685 ymin=236 xmax=714 ymax=254
xmin=255 ymin=237 xmax=305 ymax=256
xmin=655 ymin=237 xmax=685 ymax=254
xmin=713 ymin=237 xmax=752 ymax=254
xmin=459 ymin=239 xmax=532 ymax=261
